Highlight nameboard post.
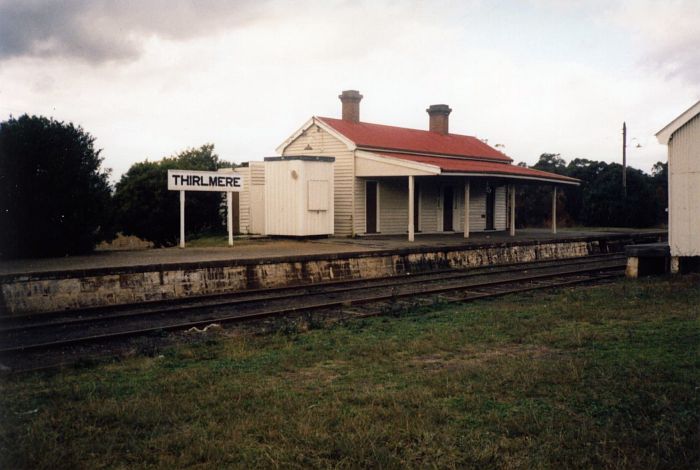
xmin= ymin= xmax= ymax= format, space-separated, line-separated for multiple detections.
xmin=167 ymin=169 xmax=244 ymax=248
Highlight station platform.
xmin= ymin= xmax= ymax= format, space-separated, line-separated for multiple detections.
xmin=0 ymin=229 xmax=666 ymax=315
xmin=0 ymin=228 xmax=665 ymax=277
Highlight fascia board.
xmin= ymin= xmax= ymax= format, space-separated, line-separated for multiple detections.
xmin=656 ymin=100 xmax=700 ymax=145
xmin=275 ymin=117 xmax=316 ymax=154
xmin=441 ymin=172 xmax=580 ymax=186
xmin=274 ymin=117 xmax=357 ymax=154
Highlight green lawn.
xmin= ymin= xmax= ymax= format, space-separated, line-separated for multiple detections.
xmin=184 ymin=233 xmax=235 ymax=247
xmin=1 ymin=276 xmax=698 ymax=469
xmin=185 ymin=234 xmax=263 ymax=248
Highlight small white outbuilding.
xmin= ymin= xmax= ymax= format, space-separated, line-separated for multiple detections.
xmin=263 ymin=156 xmax=335 ymax=236
xmin=656 ymin=100 xmax=700 ymax=270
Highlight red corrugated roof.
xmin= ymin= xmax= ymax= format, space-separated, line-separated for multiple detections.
xmin=317 ymin=117 xmax=512 ymax=163
xmin=375 ymin=152 xmax=579 ymax=184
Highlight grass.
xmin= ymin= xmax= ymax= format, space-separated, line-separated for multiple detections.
xmin=185 ymin=232 xmax=264 ymax=248
xmin=186 ymin=234 xmax=231 ymax=247
xmin=1 ymin=276 xmax=698 ymax=469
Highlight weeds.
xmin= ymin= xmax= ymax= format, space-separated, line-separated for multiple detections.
xmin=301 ymin=311 xmax=325 ymax=330
xmin=1 ymin=276 xmax=698 ymax=469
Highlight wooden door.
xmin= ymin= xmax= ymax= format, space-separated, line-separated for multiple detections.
xmin=486 ymin=185 xmax=495 ymax=230
xmin=366 ymin=181 xmax=378 ymax=233
xmin=443 ymin=186 xmax=453 ymax=231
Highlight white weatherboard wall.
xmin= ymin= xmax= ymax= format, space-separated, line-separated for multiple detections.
xmin=354 ymin=176 xmax=506 ymax=234
xmin=495 ymin=186 xmax=507 ymax=230
xmin=229 ymin=162 xmax=265 ymax=235
xmin=668 ymin=114 xmax=700 ymax=256
xmin=264 ymin=157 xmax=335 ymax=236
xmin=236 ymin=166 xmax=252 ymax=234
xmin=249 ymin=162 xmax=266 ymax=235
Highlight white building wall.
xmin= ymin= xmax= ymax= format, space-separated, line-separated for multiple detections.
xmin=300 ymin=161 xmax=335 ymax=235
xmin=235 ymin=162 xmax=266 ymax=234
xmin=249 ymin=162 xmax=265 ymax=235
xmin=669 ymin=113 xmax=700 ymax=256
xmin=282 ymin=125 xmax=355 ymax=236
xmin=420 ymin=182 xmax=439 ymax=231
xmin=354 ymin=177 xmax=366 ymax=234
xmin=495 ymin=186 xmax=507 ymax=231
xmin=264 ymin=161 xmax=296 ymax=235
xmin=378 ymin=178 xmax=409 ymax=234
xmin=469 ymin=181 xmax=487 ymax=232
xmin=237 ymin=166 xmax=251 ymax=233
xmin=455 ymin=182 xmax=505 ymax=232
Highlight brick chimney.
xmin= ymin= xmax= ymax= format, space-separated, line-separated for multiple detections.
xmin=339 ymin=90 xmax=363 ymax=123
xmin=427 ymin=104 xmax=452 ymax=134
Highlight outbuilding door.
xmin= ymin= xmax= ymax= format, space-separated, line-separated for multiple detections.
xmin=366 ymin=181 xmax=378 ymax=233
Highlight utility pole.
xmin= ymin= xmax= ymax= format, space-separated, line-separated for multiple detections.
xmin=622 ymin=121 xmax=627 ymax=197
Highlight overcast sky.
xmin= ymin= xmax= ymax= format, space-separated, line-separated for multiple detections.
xmin=1 ymin=0 xmax=699 ymax=180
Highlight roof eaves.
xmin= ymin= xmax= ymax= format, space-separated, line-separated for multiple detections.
xmin=275 ymin=116 xmax=316 ymax=154
xmin=656 ymin=100 xmax=700 ymax=145
xmin=275 ymin=116 xmax=357 ymax=154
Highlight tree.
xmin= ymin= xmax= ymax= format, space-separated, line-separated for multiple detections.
xmin=113 ymin=144 xmax=234 ymax=247
xmin=0 ymin=115 xmax=113 ymax=259
xmin=515 ymin=153 xmax=665 ymax=229
xmin=564 ymin=158 xmax=608 ymax=223
xmin=533 ymin=153 xmax=566 ymax=173
xmin=651 ymin=161 xmax=668 ymax=226
xmin=516 ymin=153 xmax=571 ymax=228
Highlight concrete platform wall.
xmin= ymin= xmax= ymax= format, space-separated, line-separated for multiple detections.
xmin=0 ymin=235 xmax=656 ymax=315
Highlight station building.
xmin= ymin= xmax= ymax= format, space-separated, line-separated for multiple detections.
xmin=239 ymin=90 xmax=579 ymax=240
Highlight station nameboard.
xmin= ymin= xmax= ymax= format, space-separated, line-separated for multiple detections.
xmin=167 ymin=170 xmax=243 ymax=192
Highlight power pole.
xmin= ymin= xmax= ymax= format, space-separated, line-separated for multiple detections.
xmin=622 ymin=121 xmax=627 ymax=197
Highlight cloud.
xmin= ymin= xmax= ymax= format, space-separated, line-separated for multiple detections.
xmin=609 ymin=0 xmax=700 ymax=86
xmin=0 ymin=0 xmax=269 ymax=63
xmin=1 ymin=0 xmax=694 ymax=179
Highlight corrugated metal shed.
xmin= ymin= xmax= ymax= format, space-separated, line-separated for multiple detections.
xmin=657 ymin=101 xmax=700 ymax=257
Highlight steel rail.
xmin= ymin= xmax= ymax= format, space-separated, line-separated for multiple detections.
xmin=0 ymin=252 xmax=625 ymax=327
xmin=351 ymin=271 xmax=622 ymax=319
xmin=0 ymin=254 xmax=626 ymax=333
xmin=0 ymin=262 xmax=624 ymax=354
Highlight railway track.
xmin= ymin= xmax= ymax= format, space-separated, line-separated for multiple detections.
xmin=0 ymin=254 xmax=625 ymax=360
